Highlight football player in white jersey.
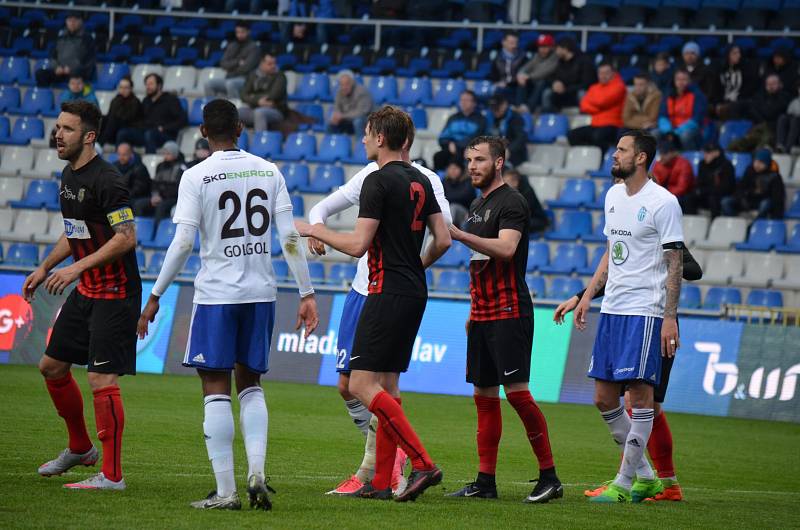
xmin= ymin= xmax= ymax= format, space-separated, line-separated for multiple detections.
xmin=574 ymin=130 xmax=684 ymax=504
xmin=137 ymin=100 xmax=319 ymax=511
xmin=307 ymin=114 xmax=452 ymax=495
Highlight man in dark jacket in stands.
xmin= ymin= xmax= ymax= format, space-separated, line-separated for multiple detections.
xmin=239 ymin=53 xmax=289 ymax=132
xmin=204 ymin=22 xmax=261 ymax=98
xmin=491 ymin=32 xmax=526 ymax=100
xmin=692 ymin=142 xmax=736 ymax=218
xmin=35 ymin=13 xmax=96 ymax=87
xmin=486 ymin=93 xmax=528 ymax=167
xmin=433 ymin=90 xmax=487 ymax=170
xmin=113 ymin=142 xmax=151 ymax=207
xmin=117 ymin=73 xmax=188 ymax=153
xmin=732 ymin=148 xmax=786 ymax=219
xmin=542 ymin=36 xmax=595 ymax=112
xmin=502 ymin=168 xmax=549 ymax=234
xmin=442 ymin=161 xmax=475 ymax=227
xmin=134 ymin=141 xmax=187 ymax=228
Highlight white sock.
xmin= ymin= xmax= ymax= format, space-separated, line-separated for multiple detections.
xmin=602 ymin=406 xmax=655 ymax=484
xmin=355 ymin=415 xmax=378 ymax=483
xmin=203 ymin=394 xmax=236 ymax=497
xmin=615 ymin=408 xmax=655 ymax=489
xmin=239 ymin=386 xmax=268 ymax=479
xmin=345 ymin=398 xmax=372 ymax=436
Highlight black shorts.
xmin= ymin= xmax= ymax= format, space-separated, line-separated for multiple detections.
xmin=621 ymin=354 xmax=674 ymax=403
xmin=45 ymin=289 xmax=141 ymax=375
xmin=350 ymin=293 xmax=427 ymax=373
xmin=466 ymin=316 xmax=533 ymax=388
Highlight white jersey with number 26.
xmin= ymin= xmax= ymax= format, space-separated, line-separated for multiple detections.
xmin=173 ymin=149 xmax=292 ymax=305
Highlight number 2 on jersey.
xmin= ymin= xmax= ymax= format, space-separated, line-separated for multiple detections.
xmin=409 ymin=182 xmax=426 ymax=231
xmin=219 ymin=189 xmax=270 ymax=239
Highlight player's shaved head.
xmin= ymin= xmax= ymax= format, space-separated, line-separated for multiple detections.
xmin=202 ymin=99 xmax=242 ymax=143
xmin=366 ymin=106 xmax=409 ymax=151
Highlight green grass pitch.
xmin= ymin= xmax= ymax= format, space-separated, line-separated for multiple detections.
xmin=0 ymin=364 xmax=798 ymax=529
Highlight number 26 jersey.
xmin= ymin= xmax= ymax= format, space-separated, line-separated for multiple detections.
xmin=173 ymin=149 xmax=293 ymax=305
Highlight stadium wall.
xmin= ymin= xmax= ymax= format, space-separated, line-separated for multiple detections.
xmin=0 ymin=271 xmax=797 ymax=424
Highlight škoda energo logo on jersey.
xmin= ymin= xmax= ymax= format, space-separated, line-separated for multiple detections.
xmin=202 ymin=169 xmax=274 ymax=184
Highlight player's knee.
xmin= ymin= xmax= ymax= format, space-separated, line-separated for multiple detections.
xmin=337 ymin=377 xmax=353 ymax=400
xmin=86 ymin=372 xmax=117 ymax=391
xmin=593 ymin=394 xmax=618 ymax=411
xmin=38 ymin=356 xmax=69 ymax=380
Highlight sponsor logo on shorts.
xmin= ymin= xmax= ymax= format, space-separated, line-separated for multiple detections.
xmin=611 ymin=241 xmax=629 ymax=266
xmin=93 ymin=360 xmax=111 ymax=366
xmin=63 ymin=218 xmax=91 ymax=239
xmin=504 ymin=368 xmax=519 ymax=376
xmin=193 ymin=353 xmax=206 ymax=363
xmin=613 ymin=366 xmax=635 ymax=375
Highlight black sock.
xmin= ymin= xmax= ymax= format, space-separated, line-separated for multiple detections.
xmin=477 ymin=472 xmax=496 ymax=487
xmin=539 ymin=466 xmax=557 ymax=481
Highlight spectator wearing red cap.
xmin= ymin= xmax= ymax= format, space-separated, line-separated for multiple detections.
xmin=515 ymin=34 xmax=558 ymax=111
xmin=567 ymin=62 xmax=626 ymax=152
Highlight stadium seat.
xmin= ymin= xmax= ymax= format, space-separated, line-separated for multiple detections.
xmin=180 ymin=255 xmax=201 ymax=278
xmin=0 ymin=116 xmax=9 ymax=142
xmin=405 ymin=107 xmax=428 ymax=131
xmin=560 ymin=146 xmax=603 ymax=177
xmin=3 ymin=117 xmax=45 ymax=145
xmin=586 ymin=181 xmax=613 ymax=210
xmin=238 ymin=130 xmax=250 ymax=152
xmin=526 ymin=241 xmax=550 ymax=272
xmin=249 ymin=131 xmax=283 ymax=159
xmin=272 ymin=259 xmax=289 ymax=281
xmin=147 ymin=252 xmax=166 ymax=275
xmin=531 ymin=114 xmax=569 ymax=144
xmin=728 ymin=152 xmax=751 ymax=180
xmin=718 ymin=120 xmax=752 ymax=149
xmin=33 ymin=211 xmax=63 ymax=244
xmin=273 ymin=133 xmax=316 ymax=161
xmin=548 ymin=276 xmax=584 ymax=300
xmin=540 ymin=243 xmax=588 ymax=274
xmin=0 ymin=146 xmax=34 ymax=176
xmin=0 ymin=208 xmax=47 ymax=242
xmin=588 ymin=147 xmax=616 ymax=179
xmin=545 ymin=211 xmax=593 ymax=241
xmin=301 ymin=165 xmax=344 ymax=193
xmin=701 ymin=251 xmax=744 ymax=284
xmin=308 ymin=261 xmax=325 ymax=283
xmin=291 ymin=195 xmax=305 ymax=217
xmin=5 ymin=243 xmax=38 ymax=267
xmin=95 ymin=62 xmax=130 ymax=91
xmin=396 ymin=58 xmax=432 ymax=78
xmin=308 ymin=134 xmax=351 ymax=163
xmin=194 ymin=67 xmax=227 ymax=97
xmin=136 ymin=217 xmax=156 ymax=245
xmin=343 ymin=141 xmax=369 ymax=165
xmin=423 ymin=79 xmax=466 ymax=107
xmin=141 ymin=154 xmax=163 ymax=179
xmin=525 ymin=274 xmax=546 ymax=297
xmin=328 ymin=263 xmax=357 ymax=285
xmin=578 ymin=245 xmax=605 ymax=275
xmin=679 ymin=284 xmax=702 ymax=309
xmin=367 ymin=76 xmax=398 ymax=104
xmin=784 ymin=191 xmax=800 ymax=220
xmin=392 ymin=77 xmax=432 ymax=106
xmin=772 ymin=256 xmax=800 ymax=289
xmin=471 ymin=79 xmax=494 ymax=100
xmin=281 ymin=163 xmax=310 ymax=192
xmin=328 ymin=207 xmax=358 ymax=230
xmin=772 ymin=153 xmax=792 ymax=179
xmin=163 ymin=66 xmax=197 ymax=94
xmin=437 ymin=241 xmax=472 ymax=268
xmin=548 ymin=179 xmax=595 ymax=208
xmin=30 ymin=149 xmax=63 ymax=179
xmin=144 ymin=221 xmax=177 ymax=249
xmin=735 ymin=220 xmax=786 ymax=251
xmin=362 ymin=57 xmax=397 ymax=76
xmin=529 ymin=176 xmax=561 ymax=203
xmin=519 ymin=144 xmax=566 ymax=176
xmin=776 ymin=225 xmax=800 ymax=254
xmin=289 ymin=73 xmax=331 ymax=102
xmin=0 ymin=56 xmax=31 ymax=84
xmin=696 ymin=216 xmax=747 ymax=250
xmin=703 ymin=286 xmax=742 ymax=310
xmin=682 ymin=150 xmax=703 ymax=175
xmin=10 ymin=180 xmax=59 ymax=210
xmin=436 ymin=270 xmax=470 ymax=292
xmin=131 ymin=64 xmax=165 ymax=92
xmin=188 ymin=97 xmax=210 ymax=126
xmin=746 ymin=289 xmax=783 ymax=308
xmin=136 ymin=250 xmax=146 ymax=273
xmin=682 ymin=215 xmax=710 ymax=246
xmin=295 ymin=103 xmax=325 ymax=132
xmin=0 ymin=86 xmax=20 ymax=112
xmin=0 ymin=177 xmax=24 ymax=206
xmin=735 ymin=253 xmax=783 ymax=288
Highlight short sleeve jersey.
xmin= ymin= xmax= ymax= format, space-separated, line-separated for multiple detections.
xmin=358 ymin=161 xmax=441 ymax=298
xmin=601 ymin=180 xmax=684 ymax=317
xmin=59 ymin=156 xmax=141 ymax=299
xmin=341 ymin=161 xmax=451 ymax=296
xmin=465 ymin=184 xmax=532 ymax=321
xmin=172 ymin=149 xmax=293 ymax=304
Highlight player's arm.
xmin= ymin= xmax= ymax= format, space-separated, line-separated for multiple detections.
xmin=554 ymin=251 xmax=608 ymax=324
xmin=450 ymin=226 xmax=521 ymax=262
xmin=22 ymin=234 xmax=71 ymax=301
xmin=573 ymin=244 xmax=609 ymax=331
xmin=296 ymin=217 xmax=379 ymax=258
xmin=421 ymin=212 xmax=452 ymax=268
xmin=662 ymin=244 xmax=683 ymax=358
xmin=306 ymin=189 xmax=356 ymax=255
xmin=275 ymin=208 xmax=319 ymax=337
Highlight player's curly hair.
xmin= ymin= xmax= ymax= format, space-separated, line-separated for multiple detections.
xmin=60 ymin=100 xmax=101 ymax=136
xmin=366 ymin=106 xmax=410 ymax=151
xmin=466 ymin=135 xmax=508 ymax=161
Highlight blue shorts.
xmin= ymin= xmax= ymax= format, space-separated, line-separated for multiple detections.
xmin=335 ymin=289 xmax=367 ymax=373
xmin=183 ymin=302 xmax=275 ymax=374
xmin=588 ymin=313 xmax=662 ymax=385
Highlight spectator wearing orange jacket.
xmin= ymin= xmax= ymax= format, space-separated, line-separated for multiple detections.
xmin=567 ymin=63 xmax=626 ymax=152
xmin=652 ymin=134 xmax=695 ymax=213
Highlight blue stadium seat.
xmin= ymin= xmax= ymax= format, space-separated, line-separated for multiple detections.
xmin=296 ymin=103 xmax=325 ymax=132
xmin=3 ymin=117 xmax=44 ymax=145
xmin=10 ymin=180 xmax=59 ymax=210
xmin=362 ymin=57 xmax=398 ymax=76
xmin=396 ymin=58 xmax=432 ymax=78
xmin=8 ymin=88 xmax=55 ymax=117
xmin=526 ymin=242 xmax=550 ymax=272
xmin=302 ymin=165 xmax=345 ymax=193
xmin=329 ymin=54 xmax=365 ymax=74
xmin=188 ymin=97 xmax=209 ymax=126
xmin=101 ymin=44 xmax=133 ymax=63
xmin=145 ymin=222 xmax=177 ymax=249
xmin=271 ymin=230 xmax=282 ymax=257
xmin=735 ymin=220 xmax=786 ymax=251
xmin=728 ymin=152 xmax=751 ymax=179
xmin=548 ymin=277 xmax=584 ymax=299
xmin=273 ymin=133 xmax=316 ymax=161
xmin=136 ymin=217 xmax=156 ymax=245
xmin=281 ymin=163 xmax=310 ymax=192
xmin=679 ymin=284 xmax=702 ymax=309
xmin=136 ymin=250 xmax=146 ymax=272
xmin=785 ymin=190 xmax=800 ymax=220
xmin=238 ymin=130 xmax=250 ymax=151
xmin=343 ymin=141 xmax=369 ymax=165
xmin=776 ymin=224 xmax=800 ymax=254
xmin=525 ymin=274 xmax=547 ymax=297
xmin=578 ymin=245 xmax=606 ymax=275
xmin=392 ymin=78 xmax=432 ymax=106
xmin=147 ymin=252 xmax=166 ymax=275
xmin=540 ymin=243 xmax=588 ymax=274
xmin=0 ymin=116 xmax=10 ymax=141
xmin=703 ymin=286 xmax=742 ymax=310
xmin=180 ymin=255 xmax=201 ymax=277
xmin=328 ymin=263 xmax=357 ymax=285
xmin=290 ymin=73 xmax=331 ymax=102
xmin=291 ymin=195 xmax=305 ymax=217
xmin=272 ymin=259 xmax=289 ymax=281
xmin=0 ymin=86 xmax=20 ymax=112
xmin=545 ymin=211 xmax=593 ymax=240
xmin=165 ymin=47 xmax=200 ymax=66
xmin=367 ymin=76 xmax=398 ymax=104
xmin=472 ymin=80 xmax=494 ymax=100
xmin=682 ymin=150 xmax=703 ymax=175
xmin=0 ymin=57 xmax=31 ymax=84
xmin=531 ymin=114 xmax=569 ymax=143
xmin=6 ymin=243 xmax=38 ymax=267
xmin=746 ymin=289 xmax=783 ymax=308
xmin=436 ymin=270 xmax=470 ymax=292
xmin=308 ymin=262 xmax=325 ymax=283
xmin=587 ymin=181 xmax=613 ymax=210
xmin=95 ymin=63 xmax=130 ymax=91
xmin=548 ymin=179 xmax=596 ymax=208
xmin=406 ymin=107 xmax=428 ymax=130
xmin=129 ymin=46 xmax=168 ymax=65
xmin=308 ymin=134 xmax=351 ymax=163
xmin=718 ymin=120 xmax=752 ymax=150
xmin=249 ymin=131 xmax=283 ymax=159
xmin=294 ymin=53 xmax=333 ymax=74
xmin=464 ymin=61 xmax=492 ymax=81
xmin=430 ymin=59 xmax=467 ymax=79
xmin=437 ymin=241 xmax=472 ymax=268
xmin=589 ymin=147 xmax=615 ymax=178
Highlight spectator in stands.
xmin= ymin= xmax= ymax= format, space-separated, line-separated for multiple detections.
xmin=327 ymin=70 xmax=373 ymax=135
xmin=729 ymin=74 xmax=791 ymax=152
xmin=99 ymin=76 xmax=142 ymax=147
xmin=711 ymin=44 xmax=757 ymax=120
xmin=116 ymin=73 xmax=188 ymax=153
xmin=204 ymin=22 xmax=261 ymax=99
xmin=676 ymin=41 xmax=715 ymax=102
xmin=765 ymin=49 xmax=798 ymax=95
xmin=651 ymin=52 xmax=673 ymax=97
xmin=433 ymin=90 xmax=487 ymax=170
xmin=733 ymin=149 xmax=786 ymax=219
xmin=542 ymin=36 xmax=595 ymax=112
xmin=652 ymin=134 xmax=695 ymax=212
xmin=567 ymin=62 xmax=626 ymax=152
xmin=57 ymin=75 xmax=99 ymax=107
xmin=776 ymin=81 xmax=800 ymax=154
xmin=35 ymin=12 xmax=96 ymax=87
xmin=502 ymin=168 xmax=549 ymax=234
xmin=134 ymin=141 xmax=187 ymax=227
xmin=239 ymin=54 xmax=289 ymax=132
xmin=113 ymin=143 xmax=151 ymax=208
xmin=442 ymin=162 xmax=474 ymax=227
xmin=515 ymin=33 xmax=558 ymax=112
xmin=693 ymin=142 xmax=736 ymax=219
xmin=657 ymin=69 xmax=706 ymax=150
xmin=186 ymin=138 xmax=211 ymax=169
xmin=486 ymin=93 xmax=528 ymax=167
xmin=622 ymin=71 xmax=662 ymax=130
xmin=491 ymin=32 xmax=526 ymax=99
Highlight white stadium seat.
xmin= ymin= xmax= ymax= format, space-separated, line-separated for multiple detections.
xmin=0 ymin=208 xmax=13 ymax=233
xmin=141 ymin=154 xmax=164 ymax=179
xmin=772 ymin=256 xmax=800 ymax=290
xmin=682 ymin=214 xmax=710 ymax=247
xmin=701 ymin=250 xmax=744 ymax=284
xmin=0 ymin=209 xmax=48 ymax=242
xmin=0 ymin=146 xmax=34 ymax=177
xmin=529 ymin=176 xmax=561 ymax=203
xmin=96 ymin=90 xmax=115 ymax=115
xmin=33 ymin=211 xmax=64 ymax=244
xmin=0 ymin=177 xmax=24 ymax=205
xmin=696 ymin=216 xmax=748 ymax=250
xmin=163 ymin=66 xmax=198 ymax=95
xmin=190 ymin=67 xmax=227 ymax=97
xmin=519 ymin=144 xmax=566 ymax=176
xmin=558 ymin=146 xmax=602 ymax=178
xmin=734 ymin=253 xmax=784 ymax=288
xmin=29 ymin=149 xmax=63 ymax=179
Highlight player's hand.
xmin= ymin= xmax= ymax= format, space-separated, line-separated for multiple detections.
xmin=43 ymin=264 xmax=81 ymax=296
xmin=137 ymin=295 xmax=160 ymax=339
xmin=22 ymin=267 xmax=48 ymax=301
xmin=307 ymin=237 xmax=326 ymax=256
xmin=661 ymin=317 xmax=679 ymax=358
xmin=295 ymin=220 xmax=314 ymax=238
xmin=554 ymin=295 xmax=579 ymax=324
xmin=574 ymin=297 xmax=590 ymax=331
xmin=296 ymin=294 xmax=319 ymax=338
xmin=448 ymin=224 xmax=465 ymax=241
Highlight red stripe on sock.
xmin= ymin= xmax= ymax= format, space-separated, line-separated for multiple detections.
xmin=93 ymin=385 xmax=125 ymax=482
xmin=368 ymin=391 xmax=433 ymax=472
xmin=506 ymin=390 xmax=555 ymax=470
xmin=648 ymin=411 xmax=675 ymax=479
xmin=474 ymin=395 xmax=502 ymax=475
xmin=45 ymin=373 xmax=92 ymax=454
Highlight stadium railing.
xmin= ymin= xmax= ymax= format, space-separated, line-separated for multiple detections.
xmin=725 ymin=304 xmax=800 ymax=326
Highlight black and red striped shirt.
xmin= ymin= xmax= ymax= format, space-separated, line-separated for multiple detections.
xmin=59 ymin=156 xmax=141 ymax=300
xmin=465 ymin=184 xmax=532 ymax=321
xmin=358 ymin=161 xmax=440 ymax=298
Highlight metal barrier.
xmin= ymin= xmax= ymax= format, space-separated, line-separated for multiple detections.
xmin=724 ymin=304 xmax=800 ymax=326
xmin=0 ymin=0 xmax=798 ymax=53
